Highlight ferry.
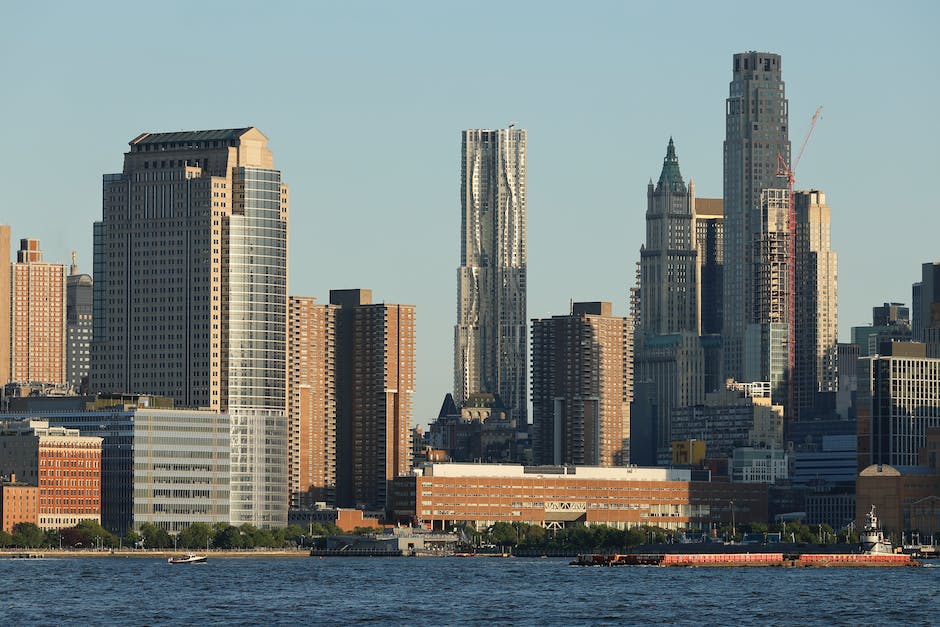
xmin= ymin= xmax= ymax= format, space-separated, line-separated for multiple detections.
xmin=168 ymin=553 xmax=207 ymax=564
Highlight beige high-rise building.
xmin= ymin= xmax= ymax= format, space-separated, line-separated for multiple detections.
xmin=92 ymin=128 xmax=289 ymax=528
xmin=331 ymin=289 xmax=415 ymax=509
xmin=0 ymin=225 xmax=10 ymax=385
xmin=794 ymin=190 xmax=838 ymax=419
xmin=742 ymin=189 xmax=790 ymax=404
xmin=532 ymin=302 xmax=633 ymax=467
xmin=287 ymin=296 xmax=338 ymax=509
xmin=10 ymin=239 xmax=66 ymax=386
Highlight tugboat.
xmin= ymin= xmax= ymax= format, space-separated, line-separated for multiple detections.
xmin=167 ymin=553 xmax=207 ymax=564
xmin=859 ymin=505 xmax=893 ymax=554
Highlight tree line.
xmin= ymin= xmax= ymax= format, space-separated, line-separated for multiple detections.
xmin=475 ymin=521 xmax=862 ymax=551
xmin=0 ymin=521 xmax=344 ymax=550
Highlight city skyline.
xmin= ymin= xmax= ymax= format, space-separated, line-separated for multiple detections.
xmin=1 ymin=2 xmax=938 ymax=424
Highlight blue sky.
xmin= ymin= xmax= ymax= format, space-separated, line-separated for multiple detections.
xmin=1 ymin=1 xmax=938 ymax=424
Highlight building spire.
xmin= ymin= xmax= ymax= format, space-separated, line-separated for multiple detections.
xmin=656 ymin=137 xmax=686 ymax=194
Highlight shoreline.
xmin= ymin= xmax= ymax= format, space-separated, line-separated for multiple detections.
xmin=0 ymin=549 xmax=311 ymax=559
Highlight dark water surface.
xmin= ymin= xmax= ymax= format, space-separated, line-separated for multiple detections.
xmin=1 ymin=556 xmax=938 ymax=625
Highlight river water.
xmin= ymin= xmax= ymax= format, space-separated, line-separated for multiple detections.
xmin=2 ymin=556 xmax=937 ymax=625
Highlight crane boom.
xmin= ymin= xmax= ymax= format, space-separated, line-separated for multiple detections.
xmin=793 ymin=105 xmax=823 ymax=174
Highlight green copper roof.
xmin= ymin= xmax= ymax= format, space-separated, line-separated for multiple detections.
xmin=656 ymin=137 xmax=687 ymax=194
xmin=131 ymin=128 xmax=254 ymax=146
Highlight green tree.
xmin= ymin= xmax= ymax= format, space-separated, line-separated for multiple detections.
xmin=12 ymin=522 xmax=46 ymax=548
xmin=488 ymin=522 xmax=518 ymax=546
xmin=282 ymin=525 xmax=305 ymax=547
xmin=213 ymin=525 xmax=243 ymax=549
xmin=239 ymin=523 xmax=274 ymax=548
xmin=0 ymin=530 xmax=14 ymax=547
xmin=139 ymin=523 xmax=172 ymax=549
xmin=75 ymin=520 xmax=117 ymax=547
xmin=124 ymin=528 xmax=142 ymax=548
xmin=44 ymin=529 xmax=61 ymax=549
xmin=178 ymin=523 xmax=213 ymax=550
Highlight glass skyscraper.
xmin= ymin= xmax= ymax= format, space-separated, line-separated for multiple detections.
xmin=92 ymin=128 xmax=288 ymax=528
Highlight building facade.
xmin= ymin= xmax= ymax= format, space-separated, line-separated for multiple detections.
xmin=634 ymin=141 xmax=708 ymax=463
xmin=6 ymin=398 xmax=230 ymax=533
xmin=0 ymin=225 xmax=9 ymax=385
xmin=531 ymin=302 xmax=632 ymax=467
xmin=91 ymin=128 xmax=288 ymax=528
xmin=390 ymin=463 xmax=768 ymax=531
xmin=0 ymin=476 xmax=38 ymax=533
xmin=851 ymin=302 xmax=912 ymax=357
xmin=743 ymin=189 xmax=790 ymax=405
xmin=455 ymin=128 xmax=527 ymax=425
xmin=0 ymin=419 xmax=101 ymax=530
xmin=694 ymin=198 xmax=723 ymax=337
xmin=66 ymin=253 xmax=93 ymax=393
xmin=722 ymin=52 xmax=791 ymax=383
xmin=10 ymin=238 xmax=66 ymax=386
xmin=793 ymin=190 xmax=838 ymax=420
xmin=913 ymin=262 xmax=940 ymax=343
xmin=670 ymin=381 xmax=784 ymax=459
xmin=857 ymin=342 xmax=940 ymax=469
xmin=639 ymin=139 xmax=698 ymax=337
xmin=332 ymin=289 xmax=414 ymax=510
xmin=287 ymin=296 xmax=337 ymax=509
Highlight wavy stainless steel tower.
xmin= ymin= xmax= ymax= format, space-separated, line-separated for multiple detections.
xmin=455 ymin=128 xmax=527 ymax=424
xmin=722 ymin=52 xmax=791 ymax=383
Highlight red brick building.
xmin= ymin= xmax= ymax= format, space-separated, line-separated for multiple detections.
xmin=391 ymin=463 xmax=767 ymax=531
xmin=0 ymin=475 xmax=38 ymax=533
xmin=0 ymin=420 xmax=101 ymax=529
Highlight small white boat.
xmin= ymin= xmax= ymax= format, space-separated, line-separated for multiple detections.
xmin=167 ymin=553 xmax=207 ymax=564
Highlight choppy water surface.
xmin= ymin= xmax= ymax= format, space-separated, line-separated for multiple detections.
xmin=1 ymin=556 xmax=937 ymax=625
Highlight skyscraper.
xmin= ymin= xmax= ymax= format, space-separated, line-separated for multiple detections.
xmin=91 ymin=128 xmax=289 ymax=527
xmin=287 ymin=296 xmax=337 ymax=509
xmin=66 ymin=253 xmax=93 ymax=393
xmin=694 ymin=198 xmax=724 ymax=337
xmin=331 ymin=289 xmax=414 ymax=509
xmin=639 ymin=138 xmax=698 ymax=337
xmin=0 ymin=225 xmax=10 ymax=385
xmin=743 ymin=188 xmax=790 ymax=402
xmin=722 ymin=52 xmax=791 ymax=383
xmin=634 ymin=140 xmax=706 ymax=462
xmin=455 ymin=128 xmax=527 ymax=425
xmin=913 ymin=262 xmax=940 ymax=356
xmin=10 ymin=238 xmax=66 ymax=386
xmin=531 ymin=302 xmax=632 ymax=466
xmin=793 ymin=190 xmax=838 ymax=419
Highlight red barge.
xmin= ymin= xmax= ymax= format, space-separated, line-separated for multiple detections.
xmin=570 ymin=506 xmax=918 ymax=568
xmin=569 ymin=552 xmax=915 ymax=567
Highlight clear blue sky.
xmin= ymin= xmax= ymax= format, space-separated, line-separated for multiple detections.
xmin=1 ymin=1 xmax=938 ymax=425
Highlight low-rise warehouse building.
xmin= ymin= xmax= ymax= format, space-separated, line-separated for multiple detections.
xmin=390 ymin=463 xmax=767 ymax=531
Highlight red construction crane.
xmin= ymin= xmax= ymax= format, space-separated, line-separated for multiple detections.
xmin=777 ymin=105 xmax=823 ymax=429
